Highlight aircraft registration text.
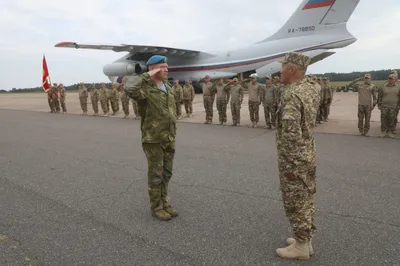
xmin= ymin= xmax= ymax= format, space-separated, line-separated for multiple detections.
xmin=288 ymin=26 xmax=315 ymax=33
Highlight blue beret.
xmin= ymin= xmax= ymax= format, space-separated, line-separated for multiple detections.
xmin=146 ymin=55 xmax=167 ymax=66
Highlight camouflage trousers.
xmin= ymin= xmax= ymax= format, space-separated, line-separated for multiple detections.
xmin=91 ymin=98 xmax=99 ymax=114
xmin=175 ymin=101 xmax=182 ymax=117
xmin=132 ymin=100 xmax=140 ymax=117
xmin=318 ymin=104 xmax=326 ymax=121
xmin=203 ymin=96 xmax=214 ymax=122
xmin=100 ymin=99 xmax=109 ymax=115
xmin=357 ymin=105 xmax=372 ymax=133
xmin=142 ymin=141 xmax=175 ymax=211
xmin=60 ymin=98 xmax=67 ymax=113
xmin=183 ymin=99 xmax=193 ymax=115
xmin=79 ymin=97 xmax=88 ymax=112
xmin=121 ymin=97 xmax=130 ymax=116
xmin=216 ymin=99 xmax=227 ymax=123
xmin=248 ymin=101 xmax=260 ymax=123
xmin=48 ymin=98 xmax=55 ymax=113
xmin=52 ymin=98 xmax=60 ymax=113
xmin=264 ymin=105 xmax=276 ymax=127
xmin=278 ymin=161 xmax=317 ymax=242
xmin=380 ymin=107 xmax=397 ymax=133
xmin=109 ymin=97 xmax=118 ymax=114
xmin=230 ymin=101 xmax=241 ymax=124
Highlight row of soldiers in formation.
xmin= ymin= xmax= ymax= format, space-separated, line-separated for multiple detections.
xmin=348 ymin=70 xmax=399 ymax=137
xmin=46 ymin=81 xmax=197 ymax=120
xmin=198 ymin=74 xmax=334 ymax=128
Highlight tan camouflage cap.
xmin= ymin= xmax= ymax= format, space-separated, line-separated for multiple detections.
xmin=364 ymin=74 xmax=371 ymax=79
xmin=389 ymin=74 xmax=396 ymax=79
xmin=273 ymin=76 xmax=279 ymax=80
xmin=278 ymin=52 xmax=311 ymax=68
xmin=233 ymin=77 xmax=238 ymax=82
xmin=265 ymin=76 xmax=271 ymax=80
xmin=322 ymin=77 xmax=328 ymax=80
xmin=390 ymin=70 xmax=398 ymax=76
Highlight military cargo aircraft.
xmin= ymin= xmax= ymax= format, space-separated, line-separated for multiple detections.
xmin=54 ymin=0 xmax=361 ymax=85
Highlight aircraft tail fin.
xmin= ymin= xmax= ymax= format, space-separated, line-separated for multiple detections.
xmin=260 ymin=0 xmax=360 ymax=42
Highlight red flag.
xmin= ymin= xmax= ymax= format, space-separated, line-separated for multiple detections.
xmin=42 ymin=55 xmax=50 ymax=91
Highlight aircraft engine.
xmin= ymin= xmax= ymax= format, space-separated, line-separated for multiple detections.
xmin=103 ymin=61 xmax=147 ymax=77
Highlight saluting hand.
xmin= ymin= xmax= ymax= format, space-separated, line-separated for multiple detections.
xmin=148 ymin=68 xmax=162 ymax=77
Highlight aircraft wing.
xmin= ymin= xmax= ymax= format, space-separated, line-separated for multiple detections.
xmin=54 ymin=41 xmax=216 ymax=59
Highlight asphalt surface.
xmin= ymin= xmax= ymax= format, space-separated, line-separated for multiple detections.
xmin=0 ymin=109 xmax=399 ymax=266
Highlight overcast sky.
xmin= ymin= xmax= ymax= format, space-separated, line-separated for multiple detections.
xmin=1 ymin=0 xmax=399 ymax=90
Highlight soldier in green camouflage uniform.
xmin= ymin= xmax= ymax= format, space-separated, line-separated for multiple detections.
xmin=225 ymin=78 xmax=244 ymax=126
xmin=200 ymin=75 xmax=216 ymax=124
xmin=99 ymin=83 xmax=109 ymax=116
xmin=78 ymin=82 xmax=88 ymax=115
xmin=242 ymin=74 xmax=262 ymax=127
xmin=182 ymin=80 xmax=195 ymax=117
xmin=89 ymin=84 xmax=100 ymax=116
xmin=214 ymin=78 xmax=230 ymax=124
xmin=108 ymin=83 xmax=119 ymax=115
xmin=261 ymin=76 xmax=278 ymax=129
xmin=117 ymin=82 xmax=130 ymax=119
xmin=347 ymin=74 xmax=377 ymax=136
xmin=58 ymin=84 xmax=67 ymax=113
xmin=172 ymin=80 xmax=183 ymax=119
xmin=275 ymin=52 xmax=319 ymax=260
xmin=125 ymin=55 xmax=177 ymax=221
xmin=377 ymin=74 xmax=400 ymax=138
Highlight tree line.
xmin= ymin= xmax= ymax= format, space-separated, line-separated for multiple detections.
xmin=1 ymin=68 xmax=398 ymax=93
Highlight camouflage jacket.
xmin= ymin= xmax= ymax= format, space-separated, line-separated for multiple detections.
xmin=182 ymin=85 xmax=195 ymax=100
xmin=276 ymin=78 xmax=320 ymax=187
xmin=125 ymin=73 xmax=176 ymax=143
xmin=172 ymin=85 xmax=183 ymax=102
xmin=78 ymin=86 xmax=88 ymax=98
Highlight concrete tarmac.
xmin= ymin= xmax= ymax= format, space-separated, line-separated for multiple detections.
xmin=0 ymin=109 xmax=399 ymax=265
xmin=0 ymin=91 xmax=398 ymax=139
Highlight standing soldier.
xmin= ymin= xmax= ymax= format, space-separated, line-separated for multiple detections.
xmin=131 ymin=98 xmax=141 ymax=119
xmin=109 ymin=83 xmax=119 ymax=115
xmin=119 ymin=82 xmax=130 ymax=119
xmin=47 ymin=88 xmax=55 ymax=113
xmin=377 ymin=74 xmax=400 ymax=138
xmin=99 ymin=83 xmax=109 ymax=116
xmin=261 ymin=76 xmax=278 ymax=129
xmin=316 ymin=78 xmax=324 ymax=123
xmin=215 ymin=78 xmax=230 ymax=124
xmin=89 ymin=84 xmax=100 ymax=116
xmin=272 ymin=76 xmax=282 ymax=125
xmin=51 ymin=83 xmax=61 ymax=113
xmin=78 ymin=82 xmax=88 ymax=115
xmin=225 ymin=78 xmax=244 ymax=126
xmin=172 ymin=80 xmax=183 ymax=119
xmin=124 ymin=55 xmax=177 ymax=221
xmin=347 ymin=74 xmax=377 ymax=136
xmin=182 ymin=80 xmax=195 ymax=117
xmin=322 ymin=77 xmax=333 ymax=122
xmin=242 ymin=74 xmax=262 ymax=127
xmin=58 ymin=84 xmax=67 ymax=113
xmin=200 ymin=75 xmax=216 ymax=124
xmin=275 ymin=52 xmax=319 ymax=260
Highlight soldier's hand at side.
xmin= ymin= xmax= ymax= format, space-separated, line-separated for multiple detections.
xmin=284 ymin=172 xmax=296 ymax=180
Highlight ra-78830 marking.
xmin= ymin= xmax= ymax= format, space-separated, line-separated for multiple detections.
xmin=288 ymin=26 xmax=315 ymax=33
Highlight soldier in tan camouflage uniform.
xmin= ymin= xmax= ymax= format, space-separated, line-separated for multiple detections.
xmin=225 ymin=78 xmax=244 ymax=126
xmin=316 ymin=78 xmax=324 ymax=123
xmin=125 ymin=55 xmax=177 ymax=221
xmin=348 ymin=74 xmax=377 ymax=136
xmin=261 ymin=76 xmax=278 ymax=129
xmin=78 ymin=82 xmax=88 ymax=115
xmin=182 ymin=80 xmax=195 ymax=117
xmin=51 ymin=83 xmax=60 ymax=113
xmin=214 ymin=78 xmax=230 ymax=124
xmin=108 ymin=83 xmax=118 ymax=115
xmin=47 ymin=88 xmax=55 ymax=113
xmin=131 ymin=99 xmax=141 ymax=119
xmin=58 ymin=84 xmax=67 ymax=113
xmin=275 ymin=52 xmax=319 ymax=260
xmin=89 ymin=84 xmax=100 ymax=116
xmin=99 ymin=83 xmax=109 ymax=116
xmin=119 ymin=82 xmax=130 ymax=119
xmin=377 ymin=74 xmax=400 ymax=138
xmin=321 ymin=77 xmax=332 ymax=122
xmin=172 ymin=80 xmax=183 ymax=119
xmin=200 ymin=75 xmax=216 ymax=124
xmin=242 ymin=74 xmax=262 ymax=127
